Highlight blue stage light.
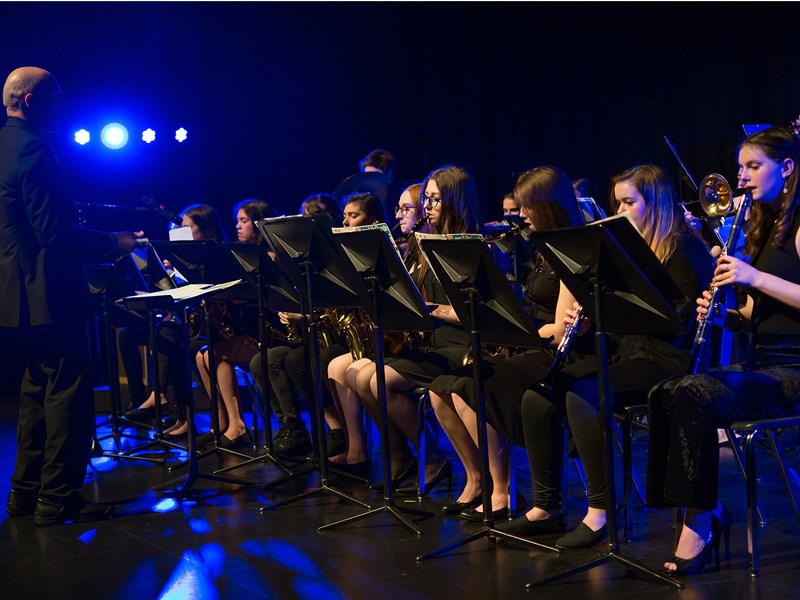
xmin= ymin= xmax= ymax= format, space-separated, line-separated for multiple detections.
xmin=74 ymin=129 xmax=90 ymax=145
xmin=175 ymin=127 xmax=188 ymax=143
xmin=142 ymin=128 xmax=156 ymax=143
xmin=101 ymin=123 xmax=129 ymax=149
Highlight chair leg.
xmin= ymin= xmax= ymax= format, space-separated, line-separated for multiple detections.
xmin=727 ymin=428 xmax=766 ymax=526
xmin=417 ymin=393 xmax=428 ymax=497
xmin=766 ymin=429 xmax=800 ymax=524
xmin=744 ymin=429 xmax=760 ymax=578
xmin=622 ymin=412 xmax=634 ymax=543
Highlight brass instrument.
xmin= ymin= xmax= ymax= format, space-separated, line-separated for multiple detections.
xmin=688 ymin=174 xmax=752 ymax=374
xmin=186 ymin=300 xmax=236 ymax=340
xmin=318 ymin=308 xmax=343 ymax=350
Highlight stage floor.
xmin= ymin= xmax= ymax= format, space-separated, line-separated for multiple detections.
xmin=1 ymin=394 xmax=799 ymax=599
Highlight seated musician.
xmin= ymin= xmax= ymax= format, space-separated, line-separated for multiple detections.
xmin=194 ymin=199 xmax=275 ymax=449
xmin=648 ymin=127 xmax=800 ymax=576
xmin=506 ymin=165 xmax=712 ymax=549
xmin=327 ymin=183 xmax=424 ymax=472
xmin=351 ymin=165 xmax=481 ymax=492
xmin=428 ymin=166 xmax=585 ymax=520
xmin=251 ymin=193 xmax=383 ymax=457
xmin=121 ymin=203 xmax=227 ymax=436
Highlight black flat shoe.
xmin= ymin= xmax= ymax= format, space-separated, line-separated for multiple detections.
xmin=34 ymin=494 xmax=115 ymax=526
xmin=496 ymin=514 xmax=565 ymax=537
xmin=329 ymin=459 xmax=371 ymax=478
xmin=162 ymin=430 xmax=188 ymax=441
xmin=459 ymin=505 xmax=509 ymax=522
xmin=555 ymin=522 xmax=607 ymax=549
xmin=441 ymin=494 xmax=481 ymax=515
xmin=396 ymin=459 xmax=453 ymax=497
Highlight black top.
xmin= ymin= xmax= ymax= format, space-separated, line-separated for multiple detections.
xmin=522 ymin=254 xmax=559 ymax=329
xmin=750 ymin=204 xmax=800 ymax=338
xmin=0 ymin=117 xmax=116 ymax=327
xmin=613 ymin=231 xmax=713 ymax=371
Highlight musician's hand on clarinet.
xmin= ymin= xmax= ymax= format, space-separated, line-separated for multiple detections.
xmin=696 ymin=290 xmax=727 ymax=327
xmin=713 ymin=255 xmax=757 ymax=288
xmin=564 ymin=302 xmax=590 ymax=336
xmin=430 ymin=303 xmax=460 ymax=324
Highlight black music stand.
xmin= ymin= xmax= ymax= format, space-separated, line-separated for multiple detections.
xmin=256 ymin=214 xmax=373 ymax=513
xmin=150 ymin=240 xmax=261 ymax=468
xmin=124 ymin=281 xmax=253 ymax=497
xmin=318 ymin=224 xmax=436 ymax=534
xmin=213 ymin=241 xmax=303 ymax=479
xmin=85 ymin=259 xmax=164 ymax=463
xmin=525 ymin=213 xmax=687 ymax=589
xmin=414 ymin=234 xmax=558 ymax=559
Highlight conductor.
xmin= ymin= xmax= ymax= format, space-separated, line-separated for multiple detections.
xmin=0 ymin=66 xmax=139 ymax=525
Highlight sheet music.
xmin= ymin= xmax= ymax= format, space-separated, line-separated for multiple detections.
xmin=124 ymin=280 xmax=242 ymax=302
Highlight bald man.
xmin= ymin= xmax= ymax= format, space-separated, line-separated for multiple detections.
xmin=0 ymin=67 xmax=138 ymax=525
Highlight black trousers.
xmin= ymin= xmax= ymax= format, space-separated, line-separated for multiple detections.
xmin=647 ymin=363 xmax=800 ymax=510
xmin=11 ymin=322 xmax=95 ymax=502
xmin=522 ymin=356 xmax=681 ymax=511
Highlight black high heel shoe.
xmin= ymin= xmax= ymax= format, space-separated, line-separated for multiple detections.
xmin=395 ymin=459 xmax=453 ymax=497
xmin=368 ymin=459 xmax=417 ymax=492
xmin=713 ymin=504 xmax=733 ymax=563
xmin=663 ymin=518 xmax=720 ymax=577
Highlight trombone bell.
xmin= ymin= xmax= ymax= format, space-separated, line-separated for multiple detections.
xmin=699 ymin=173 xmax=735 ymax=217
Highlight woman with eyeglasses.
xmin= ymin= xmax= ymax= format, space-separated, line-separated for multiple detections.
xmin=326 ymin=184 xmax=425 ymax=472
xmin=427 ymin=165 xmax=586 ymax=520
xmin=352 ymin=165 xmax=482 ymax=491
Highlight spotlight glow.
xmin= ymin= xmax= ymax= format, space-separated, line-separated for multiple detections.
xmin=100 ymin=123 xmax=129 ymax=150
xmin=74 ymin=129 xmax=90 ymax=145
xmin=175 ymin=127 xmax=188 ymax=143
xmin=142 ymin=128 xmax=156 ymax=143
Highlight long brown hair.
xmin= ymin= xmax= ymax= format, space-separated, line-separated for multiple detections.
xmin=738 ymin=127 xmax=800 ymax=257
xmin=182 ymin=204 xmax=227 ymax=242
xmin=610 ymin=165 xmax=689 ymax=263
xmin=513 ymin=166 xmax=583 ymax=230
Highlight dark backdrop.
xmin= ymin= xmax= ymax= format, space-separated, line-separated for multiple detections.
xmin=1 ymin=1 xmax=799 ymax=391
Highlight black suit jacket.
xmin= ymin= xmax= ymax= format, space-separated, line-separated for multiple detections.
xmin=0 ymin=117 xmax=115 ymax=327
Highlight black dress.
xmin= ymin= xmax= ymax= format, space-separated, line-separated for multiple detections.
xmin=427 ymin=255 xmax=574 ymax=446
xmin=647 ymin=211 xmax=800 ymax=509
xmin=383 ymin=268 xmax=471 ymax=386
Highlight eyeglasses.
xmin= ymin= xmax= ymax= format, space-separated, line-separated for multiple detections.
xmin=423 ymin=194 xmax=442 ymax=208
xmin=395 ymin=205 xmax=415 ymax=216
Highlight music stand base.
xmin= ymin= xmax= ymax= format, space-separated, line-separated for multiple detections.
xmin=319 ymin=501 xmax=433 ymax=536
xmin=153 ymin=471 xmax=254 ymax=499
xmin=260 ymin=483 xmax=371 ymax=512
xmin=525 ymin=551 xmax=684 ymax=589
xmin=417 ymin=526 xmax=558 ymax=561
xmin=214 ymin=449 xmax=296 ymax=476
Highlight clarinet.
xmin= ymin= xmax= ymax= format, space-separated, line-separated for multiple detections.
xmin=688 ymin=190 xmax=752 ymax=374
xmin=536 ymin=307 xmax=586 ymax=397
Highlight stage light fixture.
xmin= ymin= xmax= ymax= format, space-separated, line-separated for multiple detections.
xmin=175 ymin=127 xmax=188 ymax=143
xmin=142 ymin=128 xmax=156 ymax=143
xmin=74 ymin=129 xmax=90 ymax=145
xmin=100 ymin=123 xmax=129 ymax=150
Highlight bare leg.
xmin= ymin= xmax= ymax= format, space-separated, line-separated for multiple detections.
xmin=431 ymin=390 xmax=481 ymax=503
xmin=357 ymin=363 xmax=414 ymax=476
xmin=454 ymin=394 xmax=508 ymax=512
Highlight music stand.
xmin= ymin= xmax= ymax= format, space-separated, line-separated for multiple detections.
xmin=213 ymin=241 xmax=303 ymax=479
xmin=256 ymin=214 xmax=373 ymax=513
xmin=150 ymin=240 xmax=261 ymax=467
xmin=124 ymin=280 xmax=253 ymax=497
xmin=85 ymin=259 xmax=164 ymax=463
xmin=318 ymin=223 xmax=436 ymax=534
xmin=524 ymin=213 xmax=687 ymax=589
xmin=414 ymin=234 xmax=558 ymax=559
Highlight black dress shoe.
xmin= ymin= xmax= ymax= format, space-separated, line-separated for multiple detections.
xmin=555 ymin=522 xmax=607 ymax=549
xmin=495 ymin=514 xmax=565 ymax=537
xmin=459 ymin=506 xmax=510 ymax=522
xmin=219 ymin=432 xmax=252 ymax=449
xmin=441 ymin=494 xmax=481 ymax=515
xmin=6 ymin=489 xmax=38 ymax=516
xmin=34 ymin=495 xmax=115 ymax=526
xmin=329 ymin=459 xmax=371 ymax=478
